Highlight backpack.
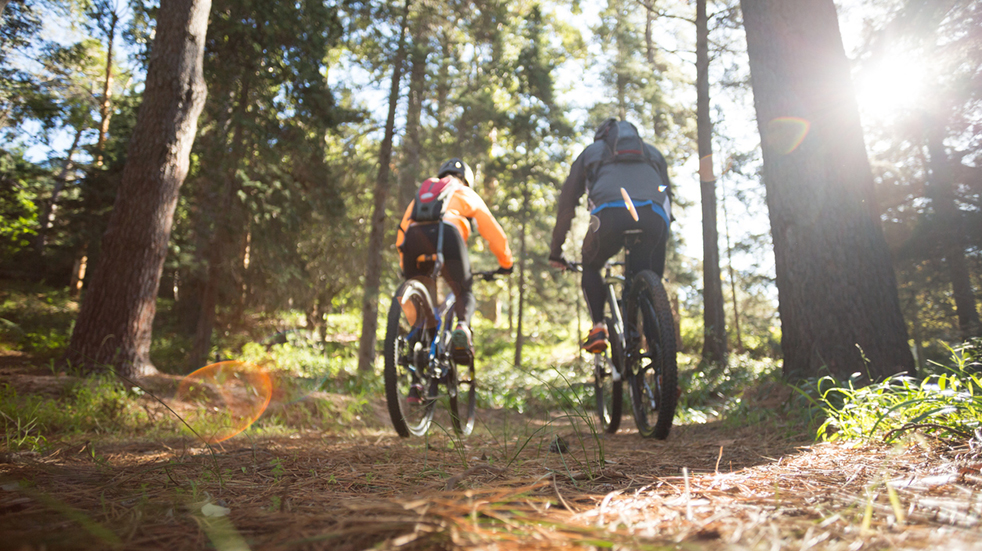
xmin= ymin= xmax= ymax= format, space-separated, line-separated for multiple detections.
xmin=411 ymin=176 xmax=460 ymax=222
xmin=586 ymin=120 xmax=667 ymax=191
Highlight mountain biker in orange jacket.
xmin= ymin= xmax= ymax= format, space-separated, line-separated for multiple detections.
xmin=549 ymin=119 xmax=672 ymax=353
xmin=397 ymin=158 xmax=514 ymax=363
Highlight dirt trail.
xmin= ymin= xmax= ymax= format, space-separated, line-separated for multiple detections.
xmin=2 ymin=355 xmax=982 ymax=550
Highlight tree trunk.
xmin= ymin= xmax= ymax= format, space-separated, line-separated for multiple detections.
xmin=35 ymin=126 xmax=84 ymax=258
xmin=697 ymin=0 xmax=727 ymax=367
xmin=66 ymin=0 xmax=210 ymax=378
xmin=96 ymin=8 xmax=118 ymax=167
xmin=644 ymin=2 xmax=655 ymax=66
xmin=924 ymin=113 xmax=981 ymax=339
xmin=189 ymin=78 xmax=252 ymax=371
xmin=398 ymin=11 xmax=430 ymax=208
xmin=434 ymin=31 xmax=451 ymax=138
xmin=741 ymin=0 xmax=914 ymax=382
xmin=357 ymin=0 xmax=411 ymax=374
xmin=720 ymin=177 xmax=744 ymax=352
xmin=514 ymin=207 xmax=527 ymax=368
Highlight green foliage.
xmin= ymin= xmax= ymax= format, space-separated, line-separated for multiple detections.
xmin=0 ymin=376 xmax=149 ymax=452
xmin=815 ymin=344 xmax=982 ymax=443
xmin=0 ymin=152 xmax=42 ymax=265
xmin=675 ymin=353 xmax=785 ymax=426
xmin=0 ymin=281 xmax=75 ymax=360
xmin=0 ymin=182 xmax=37 ymax=261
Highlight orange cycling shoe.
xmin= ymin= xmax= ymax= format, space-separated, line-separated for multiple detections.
xmin=581 ymin=326 xmax=608 ymax=354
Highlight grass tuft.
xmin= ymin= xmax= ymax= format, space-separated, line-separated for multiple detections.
xmin=814 ymin=343 xmax=982 ymax=443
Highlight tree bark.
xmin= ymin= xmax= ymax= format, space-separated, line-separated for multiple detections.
xmin=720 ymin=177 xmax=744 ymax=352
xmin=357 ymin=0 xmax=411 ymax=373
xmin=644 ymin=2 xmax=655 ymax=66
xmin=398 ymin=9 xmax=430 ymax=208
xmin=741 ymin=0 xmax=914 ymax=382
xmin=96 ymin=6 xmax=119 ymax=167
xmin=188 ymin=76 xmax=252 ymax=371
xmin=66 ymin=0 xmax=210 ymax=378
xmin=924 ymin=112 xmax=981 ymax=338
xmin=514 ymin=200 xmax=527 ymax=368
xmin=35 ymin=126 xmax=83 ymax=259
xmin=697 ymin=0 xmax=727 ymax=366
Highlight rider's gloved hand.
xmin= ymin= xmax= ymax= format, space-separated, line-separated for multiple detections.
xmin=495 ymin=265 xmax=514 ymax=276
xmin=548 ymin=255 xmax=568 ymax=270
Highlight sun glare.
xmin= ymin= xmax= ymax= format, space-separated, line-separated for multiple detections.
xmin=855 ymin=54 xmax=926 ymax=121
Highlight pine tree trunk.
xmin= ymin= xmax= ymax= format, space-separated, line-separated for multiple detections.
xmin=96 ymin=9 xmax=118 ymax=167
xmin=66 ymin=0 xmax=210 ymax=378
xmin=35 ymin=127 xmax=83 ymax=259
xmin=188 ymin=78 xmax=252 ymax=371
xmin=741 ymin=0 xmax=914 ymax=382
xmin=697 ymin=0 xmax=727 ymax=366
xmin=514 ymin=211 xmax=527 ymax=369
xmin=357 ymin=0 xmax=411 ymax=374
xmin=720 ymin=180 xmax=744 ymax=352
xmin=644 ymin=3 xmax=655 ymax=66
xmin=398 ymin=12 xmax=430 ymax=208
xmin=924 ymin=114 xmax=980 ymax=339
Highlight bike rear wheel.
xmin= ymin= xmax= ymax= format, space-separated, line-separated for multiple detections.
xmin=383 ymin=280 xmax=438 ymax=437
xmin=625 ymin=271 xmax=678 ymax=439
xmin=594 ymin=317 xmax=623 ymax=434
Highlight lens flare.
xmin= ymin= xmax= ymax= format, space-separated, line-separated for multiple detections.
xmin=766 ymin=117 xmax=810 ymax=155
xmin=176 ymin=361 xmax=273 ymax=444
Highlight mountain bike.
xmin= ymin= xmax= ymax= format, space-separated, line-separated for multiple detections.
xmin=562 ymin=228 xmax=678 ymax=439
xmin=383 ymin=265 xmax=500 ymax=438
xmin=564 ymin=260 xmax=625 ymax=434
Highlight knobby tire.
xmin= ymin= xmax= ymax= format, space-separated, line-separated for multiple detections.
xmin=626 ymin=271 xmax=678 ymax=439
xmin=383 ymin=280 xmax=437 ymax=437
xmin=595 ymin=317 xmax=623 ymax=434
xmin=443 ymin=309 xmax=477 ymax=436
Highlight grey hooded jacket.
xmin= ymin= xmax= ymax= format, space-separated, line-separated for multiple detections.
xmin=549 ymin=120 xmax=672 ymax=259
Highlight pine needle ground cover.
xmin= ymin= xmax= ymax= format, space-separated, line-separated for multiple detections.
xmin=3 ymin=347 xmax=982 ymax=550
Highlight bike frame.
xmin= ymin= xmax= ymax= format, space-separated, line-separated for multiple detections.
xmin=600 ymin=229 xmax=645 ymax=379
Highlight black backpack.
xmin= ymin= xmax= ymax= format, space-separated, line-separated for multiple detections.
xmin=411 ymin=176 xmax=460 ymax=222
xmin=587 ymin=120 xmax=666 ymax=189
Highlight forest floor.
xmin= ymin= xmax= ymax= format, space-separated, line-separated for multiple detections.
xmin=2 ymin=349 xmax=982 ymax=551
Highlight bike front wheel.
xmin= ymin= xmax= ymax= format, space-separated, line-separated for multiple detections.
xmin=625 ymin=271 xmax=678 ymax=439
xmin=441 ymin=309 xmax=477 ymax=437
xmin=594 ymin=317 xmax=623 ymax=434
xmin=448 ymin=357 xmax=476 ymax=436
xmin=383 ymin=280 xmax=438 ymax=437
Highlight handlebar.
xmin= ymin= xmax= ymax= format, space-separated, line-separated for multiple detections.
xmin=557 ymin=259 xmax=582 ymax=273
xmin=553 ymin=259 xmax=624 ymax=273
xmin=473 ymin=268 xmax=512 ymax=282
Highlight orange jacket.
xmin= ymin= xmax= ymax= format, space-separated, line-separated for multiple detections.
xmin=397 ymin=178 xmax=514 ymax=272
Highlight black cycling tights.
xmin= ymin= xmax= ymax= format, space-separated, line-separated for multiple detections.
xmin=401 ymin=222 xmax=475 ymax=325
xmin=581 ymin=207 xmax=667 ymax=325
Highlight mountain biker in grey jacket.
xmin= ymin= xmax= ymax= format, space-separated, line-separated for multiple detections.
xmin=549 ymin=118 xmax=672 ymax=352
